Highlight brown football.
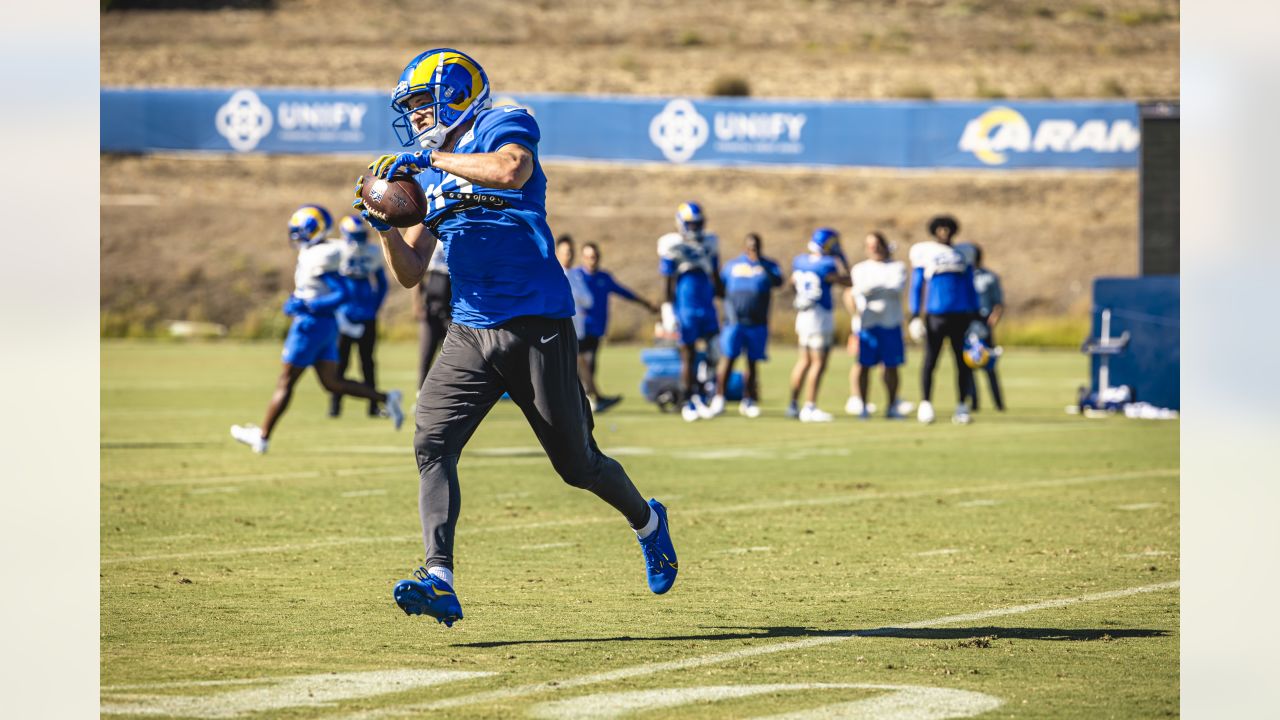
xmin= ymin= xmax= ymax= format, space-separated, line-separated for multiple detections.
xmin=360 ymin=173 xmax=428 ymax=228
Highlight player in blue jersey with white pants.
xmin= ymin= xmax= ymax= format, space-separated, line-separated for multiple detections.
xmin=909 ymin=215 xmax=980 ymax=425
xmin=231 ymin=205 xmax=404 ymax=455
xmin=658 ymin=202 xmax=724 ymax=422
xmin=787 ymin=228 xmax=850 ymax=422
xmin=709 ymin=233 xmax=783 ymax=419
xmin=572 ymin=241 xmax=659 ymax=413
xmin=352 ymin=49 xmax=678 ymax=626
xmin=329 ymin=214 xmax=389 ymax=419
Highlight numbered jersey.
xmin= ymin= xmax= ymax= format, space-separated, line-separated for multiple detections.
xmin=293 ymin=241 xmax=342 ymax=301
xmin=410 ymin=106 xmax=573 ymax=329
xmin=851 ymin=259 xmax=906 ymax=329
xmin=790 ymin=253 xmax=840 ymax=311
xmin=659 ymin=231 xmax=719 ymax=312
xmin=339 ymin=240 xmax=383 ymax=280
xmin=909 ymin=240 xmax=979 ymax=315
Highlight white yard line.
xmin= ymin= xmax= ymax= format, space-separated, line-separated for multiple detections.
xmin=102 ymin=468 xmax=1178 ymax=565
xmin=1116 ymin=502 xmax=1162 ymax=511
xmin=913 ymin=548 xmax=961 ymax=557
xmin=337 ymin=581 xmax=1179 ymax=719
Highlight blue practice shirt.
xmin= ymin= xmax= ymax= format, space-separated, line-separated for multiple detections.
xmin=908 ymin=241 xmax=979 ymax=316
xmin=721 ymin=253 xmax=783 ymax=326
xmin=570 ymin=267 xmax=640 ymax=338
xmin=413 ymin=107 xmax=574 ymax=329
xmin=659 ymin=232 xmax=719 ymax=315
xmin=790 ymin=254 xmax=840 ymax=311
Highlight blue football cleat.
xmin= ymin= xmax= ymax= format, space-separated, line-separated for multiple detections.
xmin=638 ymin=498 xmax=678 ymax=594
xmin=393 ymin=568 xmax=463 ymax=627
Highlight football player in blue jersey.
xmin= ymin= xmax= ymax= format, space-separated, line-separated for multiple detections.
xmin=230 ymin=205 xmax=404 ymax=455
xmin=908 ymin=215 xmax=981 ymax=425
xmin=787 ymin=228 xmax=850 ymax=422
xmin=658 ymin=202 xmax=724 ymax=422
xmin=572 ymin=241 xmax=659 ymax=413
xmin=329 ymin=214 xmax=389 ymax=419
xmin=962 ymin=242 xmax=1006 ymax=412
xmin=352 ymin=49 xmax=677 ymax=626
xmin=710 ymin=233 xmax=783 ymax=418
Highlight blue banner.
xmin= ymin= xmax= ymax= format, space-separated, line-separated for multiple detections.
xmin=102 ymin=88 xmax=1140 ymax=169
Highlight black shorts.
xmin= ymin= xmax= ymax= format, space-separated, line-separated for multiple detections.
xmin=578 ymin=334 xmax=601 ymax=353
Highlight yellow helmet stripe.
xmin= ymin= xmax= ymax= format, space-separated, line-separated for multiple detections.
xmin=407 ymin=51 xmax=483 ymax=111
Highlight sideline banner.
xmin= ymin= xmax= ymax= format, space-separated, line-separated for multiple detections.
xmin=102 ymin=88 xmax=1140 ymax=169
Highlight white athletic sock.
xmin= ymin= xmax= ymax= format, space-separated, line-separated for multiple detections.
xmin=635 ymin=507 xmax=660 ymax=539
xmin=427 ymin=566 xmax=454 ymax=587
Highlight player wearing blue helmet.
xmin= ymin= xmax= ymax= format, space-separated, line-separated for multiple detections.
xmin=328 ymin=215 xmax=389 ymax=419
xmin=352 ymin=49 xmax=678 ymax=626
xmin=787 ymin=227 xmax=851 ymax=422
xmin=658 ymin=202 xmax=724 ymax=422
xmin=230 ymin=206 xmax=404 ymax=455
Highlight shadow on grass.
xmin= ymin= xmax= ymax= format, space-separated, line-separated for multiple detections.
xmin=452 ymin=625 xmax=1167 ymax=648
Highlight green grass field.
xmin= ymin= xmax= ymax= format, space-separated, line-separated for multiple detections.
xmin=101 ymin=340 xmax=1178 ymax=719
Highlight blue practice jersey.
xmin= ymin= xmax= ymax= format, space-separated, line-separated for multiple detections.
xmin=658 ymin=232 xmax=719 ymax=314
xmin=413 ymin=107 xmax=574 ymax=329
xmin=973 ymin=267 xmax=1004 ymax=319
xmin=571 ymin=267 xmax=640 ymax=338
xmin=908 ymin=241 xmax=979 ymax=316
xmin=721 ymin=253 xmax=783 ymax=326
xmin=337 ymin=239 xmax=388 ymax=323
xmin=790 ymin=254 xmax=840 ymax=311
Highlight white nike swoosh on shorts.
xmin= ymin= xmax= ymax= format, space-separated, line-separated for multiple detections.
xmin=540 ymin=334 xmax=559 ymax=344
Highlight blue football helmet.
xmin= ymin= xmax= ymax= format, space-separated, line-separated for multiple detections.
xmin=391 ymin=48 xmax=491 ymax=149
xmin=675 ymin=202 xmax=704 ymax=235
xmin=288 ymin=204 xmax=332 ymax=247
xmin=339 ymin=214 xmax=369 ymax=243
xmin=808 ymin=227 xmax=841 ymax=256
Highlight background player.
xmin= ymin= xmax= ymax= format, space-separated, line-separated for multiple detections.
xmin=352 ymin=49 xmax=677 ymax=626
xmin=572 ymin=241 xmax=659 ymax=413
xmin=964 ymin=242 xmax=1006 ymax=412
xmin=658 ymin=202 xmax=723 ymax=422
xmin=329 ymin=214 xmax=388 ymax=418
xmin=414 ymin=241 xmax=451 ymax=391
xmin=909 ymin=214 xmax=980 ymax=425
xmin=231 ymin=205 xmax=403 ymax=454
xmin=710 ymin=232 xmax=783 ymax=418
xmin=556 ymin=234 xmax=596 ymax=364
xmin=787 ymin=227 xmax=850 ymax=422
xmin=844 ymin=231 xmax=908 ymax=419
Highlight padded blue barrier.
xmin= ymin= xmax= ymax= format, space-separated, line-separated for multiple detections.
xmin=102 ymin=88 xmax=1139 ymax=170
xmin=1088 ymin=277 xmax=1180 ymax=410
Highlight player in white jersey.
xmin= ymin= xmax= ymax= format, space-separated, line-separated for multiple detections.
xmin=844 ymin=232 xmax=908 ymax=419
xmin=230 ymin=205 xmax=404 ymax=454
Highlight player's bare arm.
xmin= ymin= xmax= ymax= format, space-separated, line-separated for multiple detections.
xmin=377 ymin=223 xmax=437 ymax=289
xmin=432 ymin=143 xmax=534 ymax=190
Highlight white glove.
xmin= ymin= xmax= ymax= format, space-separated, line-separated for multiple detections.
xmin=336 ymin=309 xmax=365 ymax=339
xmin=660 ymin=302 xmax=678 ymax=334
xmin=908 ymin=316 xmax=926 ymax=342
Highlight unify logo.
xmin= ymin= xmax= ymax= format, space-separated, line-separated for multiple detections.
xmin=649 ymin=99 xmax=709 ymax=163
xmin=215 ymin=90 xmax=273 ymax=152
xmin=650 ymin=99 xmax=808 ymax=163
xmin=958 ymin=106 xmax=1141 ymax=165
xmin=215 ymin=89 xmax=371 ymax=152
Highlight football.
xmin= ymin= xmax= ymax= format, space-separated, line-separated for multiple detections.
xmin=360 ymin=173 xmax=428 ymax=228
